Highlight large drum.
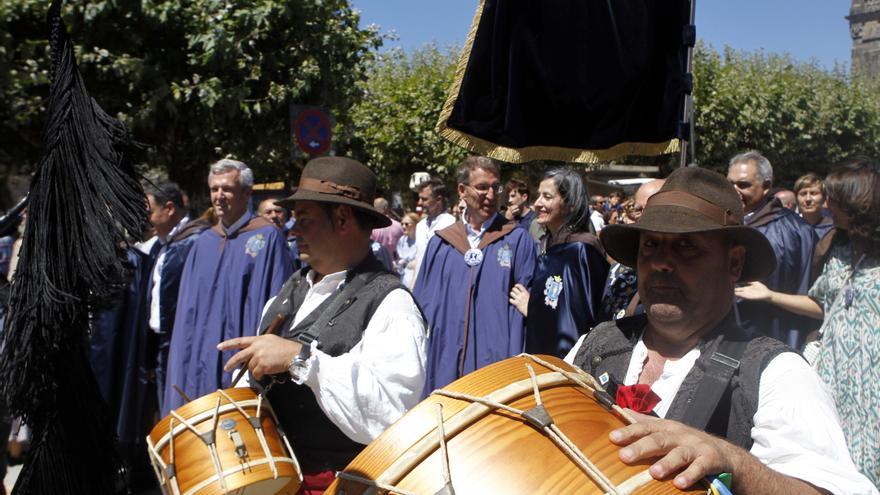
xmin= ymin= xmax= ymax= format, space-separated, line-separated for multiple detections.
xmin=327 ymin=355 xmax=706 ymax=495
xmin=147 ymin=388 xmax=302 ymax=495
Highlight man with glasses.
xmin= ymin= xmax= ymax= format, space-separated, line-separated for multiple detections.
xmin=414 ymin=156 xmax=536 ymax=393
xmin=726 ymin=150 xmax=816 ymax=349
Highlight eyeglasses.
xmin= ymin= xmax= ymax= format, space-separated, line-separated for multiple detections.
xmin=730 ymin=180 xmax=754 ymax=189
xmin=465 ymin=182 xmax=503 ymax=196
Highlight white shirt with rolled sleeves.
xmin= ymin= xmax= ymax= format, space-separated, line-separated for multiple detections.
xmin=565 ymin=334 xmax=878 ymax=495
xmin=239 ymin=268 xmax=428 ymax=445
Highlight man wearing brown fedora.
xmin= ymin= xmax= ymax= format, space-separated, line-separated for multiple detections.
xmin=567 ymin=167 xmax=874 ymax=494
xmin=218 ymin=156 xmax=427 ymax=493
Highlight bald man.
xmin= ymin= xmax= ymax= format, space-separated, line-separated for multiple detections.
xmin=258 ymin=197 xmax=290 ymax=229
xmin=625 ymin=179 xmax=665 ymax=224
xmin=774 ymin=189 xmax=796 ymax=210
xmin=600 ymin=178 xmax=665 ymax=320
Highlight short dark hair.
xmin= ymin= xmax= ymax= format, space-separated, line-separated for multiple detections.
xmin=145 ymin=181 xmax=184 ymax=209
xmin=419 ymin=179 xmax=448 ymax=200
xmin=505 ymin=179 xmax=529 ymax=197
xmin=456 ymin=156 xmax=500 ymax=185
xmin=319 ymin=203 xmax=379 ymax=233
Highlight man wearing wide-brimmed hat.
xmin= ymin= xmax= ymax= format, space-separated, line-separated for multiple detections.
xmin=219 ymin=157 xmax=427 ymax=493
xmin=567 ymin=167 xmax=874 ymax=494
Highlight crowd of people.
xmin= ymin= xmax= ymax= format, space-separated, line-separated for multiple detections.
xmin=0 ymin=150 xmax=877 ymax=494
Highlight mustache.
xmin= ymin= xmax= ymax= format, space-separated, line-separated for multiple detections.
xmin=643 ymin=272 xmax=686 ymax=292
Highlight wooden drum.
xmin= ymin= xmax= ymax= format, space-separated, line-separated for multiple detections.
xmin=147 ymin=388 xmax=302 ymax=495
xmin=327 ymin=355 xmax=706 ymax=495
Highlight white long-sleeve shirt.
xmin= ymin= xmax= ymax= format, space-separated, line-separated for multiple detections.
xmin=412 ymin=212 xmax=456 ymax=283
xmin=565 ymin=335 xmax=878 ymax=495
xmin=246 ymin=269 xmax=427 ymax=445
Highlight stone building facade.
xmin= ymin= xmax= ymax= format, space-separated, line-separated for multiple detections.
xmin=849 ymin=0 xmax=880 ymax=78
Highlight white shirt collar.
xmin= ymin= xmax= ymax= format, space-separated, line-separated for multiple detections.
xmin=306 ymin=268 xmax=347 ymax=293
xmin=462 ymin=211 xmax=497 ymax=248
xmin=159 ymin=215 xmax=190 ymax=244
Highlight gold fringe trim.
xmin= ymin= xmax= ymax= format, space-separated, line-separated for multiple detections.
xmin=436 ymin=0 xmax=485 ymax=139
xmin=436 ymin=0 xmax=681 ymax=164
xmin=439 ymin=125 xmax=680 ymax=164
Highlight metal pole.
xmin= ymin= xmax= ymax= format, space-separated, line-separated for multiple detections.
xmin=679 ymin=0 xmax=697 ymax=168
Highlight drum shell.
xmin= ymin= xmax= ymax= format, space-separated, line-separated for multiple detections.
xmin=328 ymin=355 xmax=705 ymax=495
xmin=148 ymin=388 xmax=301 ymax=495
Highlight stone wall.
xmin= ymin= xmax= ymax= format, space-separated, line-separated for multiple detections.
xmin=850 ymin=0 xmax=880 ymax=78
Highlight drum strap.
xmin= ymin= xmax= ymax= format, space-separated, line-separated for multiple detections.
xmin=678 ymin=338 xmax=748 ymax=431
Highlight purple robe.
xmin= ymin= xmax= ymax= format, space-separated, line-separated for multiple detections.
xmin=414 ymin=217 xmax=536 ymax=395
xmin=163 ymin=213 xmax=292 ymax=413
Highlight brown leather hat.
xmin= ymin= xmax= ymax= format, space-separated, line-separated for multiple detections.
xmin=276 ymin=156 xmax=391 ymax=228
xmin=600 ymin=167 xmax=776 ymax=282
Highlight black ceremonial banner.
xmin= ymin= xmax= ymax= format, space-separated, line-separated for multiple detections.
xmin=437 ymin=0 xmax=691 ymax=164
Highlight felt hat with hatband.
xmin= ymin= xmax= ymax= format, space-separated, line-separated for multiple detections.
xmin=277 ymin=156 xmax=391 ymax=228
xmin=600 ymin=166 xmax=776 ymax=282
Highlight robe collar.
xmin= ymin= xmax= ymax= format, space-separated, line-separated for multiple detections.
xmin=436 ymin=214 xmax=515 ymax=255
xmin=210 ymin=211 xmax=273 ymax=239
xmin=744 ymin=196 xmax=784 ymax=229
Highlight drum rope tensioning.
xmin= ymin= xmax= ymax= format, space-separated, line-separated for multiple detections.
xmin=337 ymin=354 xmax=653 ymax=495
xmin=147 ymin=388 xmax=302 ymax=495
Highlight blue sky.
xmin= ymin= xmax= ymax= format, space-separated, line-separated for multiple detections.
xmin=352 ymin=0 xmax=853 ymax=70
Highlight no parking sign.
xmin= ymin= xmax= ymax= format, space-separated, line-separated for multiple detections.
xmin=292 ymin=108 xmax=332 ymax=156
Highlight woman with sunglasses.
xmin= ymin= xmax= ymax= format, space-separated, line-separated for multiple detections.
xmin=395 ymin=212 xmax=421 ymax=288
xmin=509 ymin=168 xmax=609 ymax=358
xmin=735 ymin=159 xmax=880 ymax=484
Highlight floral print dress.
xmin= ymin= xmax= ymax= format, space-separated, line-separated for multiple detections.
xmin=809 ymin=242 xmax=880 ymax=486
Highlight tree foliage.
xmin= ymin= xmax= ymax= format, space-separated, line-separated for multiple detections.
xmin=347 ymin=44 xmax=469 ymax=189
xmin=0 ymin=0 xmax=382 ymax=192
xmin=692 ymin=42 xmax=880 ymax=184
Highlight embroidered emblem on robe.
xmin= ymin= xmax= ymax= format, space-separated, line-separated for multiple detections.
xmin=497 ymin=244 xmax=513 ymax=268
xmin=245 ymin=234 xmax=267 ymax=258
xmin=544 ymin=275 xmax=563 ymax=309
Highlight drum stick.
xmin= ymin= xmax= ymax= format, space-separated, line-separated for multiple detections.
xmin=229 ymin=313 xmax=285 ymax=388
xmin=172 ymin=384 xmax=192 ymax=403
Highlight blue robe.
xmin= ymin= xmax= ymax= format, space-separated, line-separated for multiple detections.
xmin=526 ymin=233 xmax=608 ymax=357
xmin=163 ymin=213 xmax=292 ymax=413
xmin=148 ymin=218 xmax=211 ymax=412
xmin=414 ymin=216 xmax=536 ymax=395
xmin=88 ymin=248 xmax=154 ymax=485
xmin=738 ymin=198 xmax=817 ymax=348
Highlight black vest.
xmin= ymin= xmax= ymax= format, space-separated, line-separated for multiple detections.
xmin=257 ymin=254 xmax=405 ymax=472
xmin=572 ymin=313 xmax=792 ymax=450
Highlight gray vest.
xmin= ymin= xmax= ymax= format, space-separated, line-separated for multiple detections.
xmin=572 ymin=313 xmax=791 ymax=450
xmin=259 ymin=254 xmax=409 ymax=472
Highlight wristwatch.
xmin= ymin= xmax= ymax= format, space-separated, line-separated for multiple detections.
xmin=287 ymin=342 xmax=312 ymax=383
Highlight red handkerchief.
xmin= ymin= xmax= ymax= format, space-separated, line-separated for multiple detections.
xmin=616 ymin=384 xmax=661 ymax=414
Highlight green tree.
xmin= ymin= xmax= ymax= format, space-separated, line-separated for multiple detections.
xmin=347 ymin=43 xmax=469 ymax=191
xmin=0 ymin=0 xmax=382 ymax=193
xmin=691 ymin=42 xmax=880 ymax=184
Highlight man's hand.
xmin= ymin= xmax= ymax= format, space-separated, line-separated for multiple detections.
xmin=218 ymin=335 xmax=302 ymax=381
xmin=610 ymin=411 xmax=740 ymax=490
